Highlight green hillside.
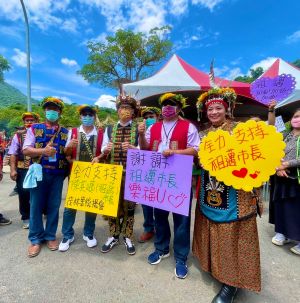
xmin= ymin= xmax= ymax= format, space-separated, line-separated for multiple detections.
xmin=0 ymin=81 xmax=36 ymax=107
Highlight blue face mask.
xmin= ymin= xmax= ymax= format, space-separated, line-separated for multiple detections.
xmin=146 ymin=118 xmax=156 ymax=128
xmin=45 ymin=110 xmax=59 ymax=122
xmin=81 ymin=116 xmax=95 ymax=126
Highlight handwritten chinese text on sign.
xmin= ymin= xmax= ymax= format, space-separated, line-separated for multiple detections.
xmin=65 ymin=161 xmax=123 ymax=217
xmin=124 ymin=150 xmax=193 ymax=216
xmin=199 ymin=120 xmax=285 ymax=191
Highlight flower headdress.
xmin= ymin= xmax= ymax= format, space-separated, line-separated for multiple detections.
xmin=140 ymin=106 xmax=161 ymax=117
xmin=41 ymin=97 xmax=64 ymax=110
xmin=158 ymin=93 xmax=188 ymax=108
xmin=21 ymin=112 xmax=40 ymax=121
xmin=77 ymin=104 xmax=98 ymax=114
xmin=196 ymin=60 xmax=237 ymax=121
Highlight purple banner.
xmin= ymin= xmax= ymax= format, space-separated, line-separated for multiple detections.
xmin=250 ymin=73 xmax=296 ymax=105
xmin=124 ymin=149 xmax=193 ymax=216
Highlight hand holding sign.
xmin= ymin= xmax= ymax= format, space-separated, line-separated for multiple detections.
xmin=199 ymin=120 xmax=286 ymax=191
xmin=251 ymin=74 xmax=296 ymax=105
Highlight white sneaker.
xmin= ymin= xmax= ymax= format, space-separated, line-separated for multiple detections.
xmin=59 ymin=237 xmax=74 ymax=252
xmin=290 ymin=243 xmax=300 ymax=255
xmin=272 ymin=233 xmax=291 ymax=246
xmin=83 ymin=235 xmax=97 ymax=248
xmin=22 ymin=220 xmax=29 ymax=229
xmin=123 ymin=237 xmax=136 ymax=255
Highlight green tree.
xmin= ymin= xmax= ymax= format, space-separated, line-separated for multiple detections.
xmin=0 ymin=55 xmax=11 ymax=82
xmin=78 ymin=27 xmax=172 ymax=91
xmin=292 ymin=59 xmax=300 ymax=68
xmin=234 ymin=67 xmax=264 ymax=83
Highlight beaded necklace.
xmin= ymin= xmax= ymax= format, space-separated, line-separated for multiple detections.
xmin=110 ymin=121 xmax=137 ymax=164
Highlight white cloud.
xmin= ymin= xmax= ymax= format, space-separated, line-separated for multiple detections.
xmin=47 ymin=68 xmax=89 ymax=87
xmin=95 ymin=94 xmax=116 ymax=109
xmin=78 ymin=0 xmax=167 ymax=33
xmin=61 ymin=18 xmax=78 ymax=34
xmin=230 ymin=57 xmax=242 ymax=66
xmin=214 ymin=66 xmax=230 ymax=77
xmin=210 ymin=65 xmax=242 ymax=80
xmin=174 ymin=26 xmax=205 ymax=50
xmin=191 ymin=0 xmax=224 ymax=11
xmin=286 ymin=30 xmax=300 ymax=44
xmin=0 ymin=25 xmax=23 ymax=40
xmin=226 ymin=67 xmax=242 ymax=80
xmin=61 ymin=57 xmax=78 ymax=67
xmin=170 ymin=0 xmax=189 ymax=15
xmin=53 ymin=95 xmax=73 ymax=104
xmin=11 ymin=48 xmax=28 ymax=68
xmin=249 ymin=57 xmax=277 ymax=74
xmin=0 ymin=0 xmax=71 ymax=31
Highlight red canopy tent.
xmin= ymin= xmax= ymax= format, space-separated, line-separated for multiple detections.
xmin=123 ymin=54 xmax=267 ymax=121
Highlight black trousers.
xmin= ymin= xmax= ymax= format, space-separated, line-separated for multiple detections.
xmin=16 ymin=168 xmax=30 ymax=220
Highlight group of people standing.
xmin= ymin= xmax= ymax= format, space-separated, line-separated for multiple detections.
xmin=1 ymin=87 xmax=299 ymax=303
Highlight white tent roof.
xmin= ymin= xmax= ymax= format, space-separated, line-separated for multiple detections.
xmin=123 ymin=54 xmax=252 ymax=101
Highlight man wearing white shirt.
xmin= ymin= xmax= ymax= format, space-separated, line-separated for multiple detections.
xmin=138 ymin=93 xmax=200 ymax=279
xmin=59 ymin=105 xmax=103 ymax=252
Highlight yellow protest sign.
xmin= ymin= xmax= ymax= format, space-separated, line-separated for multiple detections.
xmin=199 ymin=120 xmax=286 ymax=191
xmin=65 ymin=161 xmax=123 ymax=217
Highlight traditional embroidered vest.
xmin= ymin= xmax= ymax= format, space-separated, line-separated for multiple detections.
xmin=198 ymin=120 xmax=258 ymax=223
xmin=32 ymin=123 xmax=68 ymax=175
xmin=109 ymin=123 xmax=138 ymax=168
xmin=71 ymin=128 xmax=103 ymax=162
xmin=16 ymin=129 xmax=31 ymax=169
xmin=149 ymin=119 xmax=189 ymax=151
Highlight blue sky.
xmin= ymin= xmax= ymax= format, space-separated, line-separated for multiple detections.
xmin=0 ymin=0 xmax=299 ymax=108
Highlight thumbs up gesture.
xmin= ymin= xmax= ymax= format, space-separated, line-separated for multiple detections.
xmin=43 ymin=144 xmax=56 ymax=157
xmin=138 ymin=119 xmax=146 ymax=135
xmin=68 ymin=134 xmax=79 ymax=149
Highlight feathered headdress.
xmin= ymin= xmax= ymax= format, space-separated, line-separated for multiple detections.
xmin=196 ymin=60 xmax=237 ymax=121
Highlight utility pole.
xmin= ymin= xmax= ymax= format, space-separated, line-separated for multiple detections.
xmin=20 ymin=0 xmax=32 ymax=111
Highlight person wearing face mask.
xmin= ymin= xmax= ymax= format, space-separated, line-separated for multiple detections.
xmin=137 ymin=106 xmax=161 ymax=243
xmin=100 ymin=95 xmax=139 ymax=255
xmin=23 ymin=97 xmax=69 ymax=257
xmin=58 ymin=105 xmax=103 ymax=252
xmin=268 ymin=108 xmax=300 ymax=256
xmin=138 ymin=93 xmax=200 ymax=279
xmin=8 ymin=112 xmax=40 ymax=229
xmin=193 ymin=88 xmax=262 ymax=303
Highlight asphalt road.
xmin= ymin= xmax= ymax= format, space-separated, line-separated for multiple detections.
xmin=0 ymin=166 xmax=299 ymax=303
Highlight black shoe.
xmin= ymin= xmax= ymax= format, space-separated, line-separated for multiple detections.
xmin=212 ymin=284 xmax=238 ymax=303
xmin=0 ymin=216 xmax=12 ymax=226
xmin=101 ymin=236 xmax=119 ymax=253
xmin=123 ymin=237 xmax=136 ymax=255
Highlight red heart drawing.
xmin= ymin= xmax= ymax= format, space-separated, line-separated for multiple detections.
xmin=249 ymin=172 xmax=260 ymax=179
xmin=232 ymin=168 xmax=248 ymax=178
xmin=167 ymin=194 xmax=186 ymax=208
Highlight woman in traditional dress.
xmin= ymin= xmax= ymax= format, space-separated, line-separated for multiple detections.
xmin=270 ymin=108 xmax=300 ymax=255
xmin=193 ymin=87 xmax=261 ymax=303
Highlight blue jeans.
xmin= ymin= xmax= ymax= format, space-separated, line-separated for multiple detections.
xmin=154 ymin=189 xmax=192 ymax=262
xmin=28 ymin=174 xmax=64 ymax=244
xmin=61 ymin=208 xmax=97 ymax=239
xmin=142 ymin=205 xmax=155 ymax=233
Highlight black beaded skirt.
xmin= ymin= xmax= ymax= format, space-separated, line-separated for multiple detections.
xmin=269 ymin=173 xmax=300 ymax=241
